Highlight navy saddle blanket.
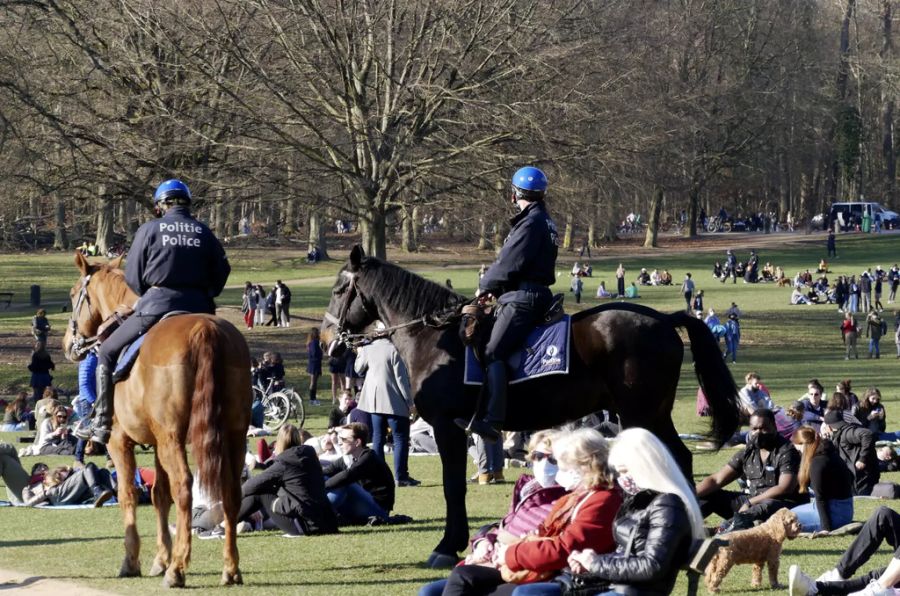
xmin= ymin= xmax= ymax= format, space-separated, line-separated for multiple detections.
xmin=113 ymin=335 xmax=146 ymax=383
xmin=111 ymin=311 xmax=190 ymax=383
xmin=464 ymin=315 xmax=571 ymax=386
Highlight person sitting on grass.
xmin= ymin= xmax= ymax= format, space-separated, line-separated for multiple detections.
xmin=427 ymin=428 xmax=622 ymax=596
xmin=792 ymin=287 xmax=813 ymax=305
xmin=595 ymin=281 xmax=612 ymax=299
xmin=857 ymin=388 xmax=887 ymax=437
xmin=788 ymin=427 xmax=854 ymax=534
xmin=738 ymin=372 xmax=774 ymax=419
xmin=417 ymin=431 xmax=568 ymax=595
xmin=789 ymin=506 xmax=900 ymax=596
xmin=322 ymin=422 xmax=407 ymax=526
xmin=696 ymin=408 xmax=805 ymax=531
xmin=32 ymin=404 xmax=76 ymax=456
xmin=523 ymin=427 xmax=707 ymax=596
xmin=823 ymin=408 xmax=879 ymax=497
xmin=2 ymin=393 xmax=31 ymax=432
xmin=0 ymin=442 xmax=34 ymax=503
xmin=226 ymin=424 xmax=337 ymax=538
xmin=23 ymin=462 xmax=115 ymax=507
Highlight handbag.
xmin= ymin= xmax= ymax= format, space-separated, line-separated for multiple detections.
xmin=555 ymin=570 xmax=610 ymax=596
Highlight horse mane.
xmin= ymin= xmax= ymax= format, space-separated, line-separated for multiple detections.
xmin=357 ymin=257 xmax=465 ymax=318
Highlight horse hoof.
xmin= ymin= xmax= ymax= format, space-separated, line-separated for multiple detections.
xmin=149 ymin=561 xmax=167 ymax=577
xmin=162 ymin=569 xmax=185 ymax=589
xmin=221 ymin=570 xmax=243 ymax=586
xmin=426 ymin=552 xmax=459 ymax=569
xmin=118 ymin=561 xmax=141 ymax=578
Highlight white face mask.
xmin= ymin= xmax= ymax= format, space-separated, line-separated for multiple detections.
xmin=555 ymin=467 xmax=583 ymax=491
xmin=532 ymin=458 xmax=559 ymax=489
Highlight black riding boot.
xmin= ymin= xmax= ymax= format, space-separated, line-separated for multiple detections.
xmin=455 ymin=361 xmax=506 ymax=443
xmin=91 ymin=364 xmax=113 ymax=445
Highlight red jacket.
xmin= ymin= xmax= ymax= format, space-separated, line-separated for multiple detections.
xmin=504 ymin=487 xmax=622 ymax=574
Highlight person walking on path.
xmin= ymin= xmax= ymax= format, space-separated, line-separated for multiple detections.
xmin=681 ymin=273 xmax=695 ymax=313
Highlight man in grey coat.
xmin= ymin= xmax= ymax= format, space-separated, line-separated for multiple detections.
xmin=355 ymin=326 xmax=420 ymax=487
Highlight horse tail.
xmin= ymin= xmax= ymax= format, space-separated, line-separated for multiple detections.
xmin=188 ymin=318 xmax=226 ymax=504
xmin=670 ymin=311 xmax=741 ymax=447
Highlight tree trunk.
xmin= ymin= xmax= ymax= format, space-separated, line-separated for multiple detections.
xmin=213 ymin=188 xmax=225 ymax=238
xmin=400 ymin=204 xmax=417 ymax=252
xmin=412 ymin=205 xmax=420 ymax=247
xmin=602 ymin=190 xmax=618 ymax=241
xmin=826 ymin=0 xmax=857 ymax=205
xmin=562 ymin=212 xmax=574 ymax=251
xmin=359 ymin=208 xmax=387 ymax=259
xmin=307 ymin=210 xmax=329 ymax=259
xmin=53 ymin=196 xmax=67 ymax=250
xmin=684 ymin=178 xmax=700 ymax=238
xmin=882 ymin=0 xmax=896 ymax=209
xmin=95 ymin=190 xmax=114 ymax=255
xmin=477 ymin=217 xmax=488 ymax=250
xmin=644 ymin=187 xmax=663 ymax=248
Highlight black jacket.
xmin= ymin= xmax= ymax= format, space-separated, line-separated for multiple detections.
xmin=322 ymin=448 xmax=395 ymax=512
xmin=240 ymin=445 xmax=338 ymax=535
xmin=478 ymin=201 xmax=558 ymax=296
xmin=830 ymin=421 xmax=880 ymax=496
xmin=125 ymin=206 xmax=230 ymax=315
xmin=587 ymin=490 xmax=694 ymax=596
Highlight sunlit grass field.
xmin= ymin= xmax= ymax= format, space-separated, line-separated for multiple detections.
xmin=0 ymin=232 xmax=897 ymax=594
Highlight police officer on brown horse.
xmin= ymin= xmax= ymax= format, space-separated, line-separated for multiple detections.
xmin=455 ymin=166 xmax=559 ymax=442
xmin=76 ymin=179 xmax=230 ymax=445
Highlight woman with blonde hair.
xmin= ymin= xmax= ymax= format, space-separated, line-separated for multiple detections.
xmin=437 ymin=428 xmax=622 ymax=595
xmin=235 ymin=423 xmax=337 ymax=537
xmin=522 ymin=427 xmax=704 ymax=596
xmin=789 ymin=426 xmax=854 ymax=533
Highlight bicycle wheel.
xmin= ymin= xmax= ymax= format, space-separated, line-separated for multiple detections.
xmin=707 ymin=220 xmax=718 ymax=233
xmin=262 ymin=391 xmax=291 ymax=430
xmin=283 ymin=388 xmax=306 ymax=427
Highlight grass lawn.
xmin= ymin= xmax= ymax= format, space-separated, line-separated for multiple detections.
xmin=0 ymin=231 xmax=898 ymax=594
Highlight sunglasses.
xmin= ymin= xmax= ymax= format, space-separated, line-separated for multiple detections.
xmin=339 ymin=436 xmax=355 ymax=444
xmin=531 ymin=452 xmax=557 ymax=465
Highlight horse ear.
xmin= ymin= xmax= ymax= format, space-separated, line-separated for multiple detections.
xmin=108 ymin=256 xmax=124 ymax=270
xmin=74 ymin=251 xmax=93 ymax=276
xmin=349 ymin=245 xmax=365 ymax=271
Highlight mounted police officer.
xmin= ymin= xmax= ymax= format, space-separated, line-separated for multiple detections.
xmin=76 ymin=179 xmax=230 ymax=445
xmin=455 ymin=166 xmax=559 ymax=442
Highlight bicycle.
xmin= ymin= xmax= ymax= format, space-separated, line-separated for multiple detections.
xmin=706 ymin=216 xmax=732 ymax=233
xmin=252 ymin=378 xmax=306 ymax=430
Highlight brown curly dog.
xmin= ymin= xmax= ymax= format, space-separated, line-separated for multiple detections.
xmin=704 ymin=508 xmax=802 ymax=593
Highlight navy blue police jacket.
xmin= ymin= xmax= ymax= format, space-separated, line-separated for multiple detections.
xmin=479 ymin=201 xmax=558 ymax=298
xmin=125 ymin=206 xmax=230 ymax=315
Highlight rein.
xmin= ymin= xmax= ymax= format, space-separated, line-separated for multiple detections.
xmin=325 ymin=274 xmax=464 ymax=348
xmin=68 ymin=274 xmax=100 ymax=358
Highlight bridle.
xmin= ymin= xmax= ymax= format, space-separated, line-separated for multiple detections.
xmin=67 ymin=274 xmax=100 ymax=359
xmin=323 ymin=273 xmax=463 ymax=349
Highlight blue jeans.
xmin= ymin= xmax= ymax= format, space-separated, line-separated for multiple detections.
xmin=791 ymin=497 xmax=854 ymax=532
xmin=418 ymin=579 xmax=447 ymax=596
xmin=370 ymin=412 xmax=411 ymax=481
xmin=724 ymin=338 xmax=738 ymax=362
xmin=869 ymin=338 xmax=881 ymax=357
xmin=327 ymin=482 xmax=388 ymax=523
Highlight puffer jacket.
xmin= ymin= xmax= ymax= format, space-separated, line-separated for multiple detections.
xmin=585 ymin=489 xmax=693 ymax=596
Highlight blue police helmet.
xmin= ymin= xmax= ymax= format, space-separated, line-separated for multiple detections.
xmin=153 ymin=179 xmax=192 ymax=205
xmin=511 ymin=166 xmax=548 ymax=199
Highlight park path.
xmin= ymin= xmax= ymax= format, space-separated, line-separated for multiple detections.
xmin=0 ymin=568 xmax=120 ymax=595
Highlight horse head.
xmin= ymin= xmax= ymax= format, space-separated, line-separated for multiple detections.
xmin=63 ymin=252 xmax=136 ymax=362
xmin=321 ymin=245 xmax=379 ymax=358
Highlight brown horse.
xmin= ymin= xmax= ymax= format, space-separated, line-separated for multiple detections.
xmin=63 ymin=252 xmax=251 ymax=588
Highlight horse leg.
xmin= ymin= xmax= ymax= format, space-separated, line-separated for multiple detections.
xmin=428 ymin=419 xmax=469 ymax=568
xmin=655 ymin=420 xmax=694 ymax=483
xmin=108 ymin=429 xmax=141 ymax=578
xmin=158 ymin=441 xmax=193 ymax=589
xmin=149 ymin=453 xmax=173 ymax=577
xmin=219 ymin=441 xmax=244 ymax=586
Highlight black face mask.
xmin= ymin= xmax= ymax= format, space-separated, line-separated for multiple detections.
xmin=756 ymin=431 xmax=778 ymax=450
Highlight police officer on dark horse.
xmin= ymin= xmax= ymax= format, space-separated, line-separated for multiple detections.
xmin=455 ymin=166 xmax=558 ymax=442
xmin=77 ymin=179 xmax=231 ymax=445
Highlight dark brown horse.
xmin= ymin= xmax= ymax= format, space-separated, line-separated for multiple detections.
xmin=63 ymin=252 xmax=251 ymax=587
xmin=321 ymin=246 xmax=740 ymax=567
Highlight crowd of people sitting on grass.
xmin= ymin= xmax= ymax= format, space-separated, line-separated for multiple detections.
xmin=788 ymin=264 xmax=900 ymax=310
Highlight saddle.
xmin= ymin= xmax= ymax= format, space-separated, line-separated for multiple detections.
xmin=111 ymin=310 xmax=191 ymax=383
xmin=459 ymin=293 xmax=565 ymax=353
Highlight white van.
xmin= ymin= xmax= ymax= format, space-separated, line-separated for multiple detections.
xmin=828 ymin=201 xmax=899 ymax=230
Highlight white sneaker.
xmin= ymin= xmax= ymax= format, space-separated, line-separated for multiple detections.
xmin=816 ymin=568 xmax=844 ymax=583
xmin=790 ymin=565 xmax=818 ymax=596
xmin=235 ymin=521 xmax=251 ymax=534
xmin=848 ymin=580 xmax=896 ymax=596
